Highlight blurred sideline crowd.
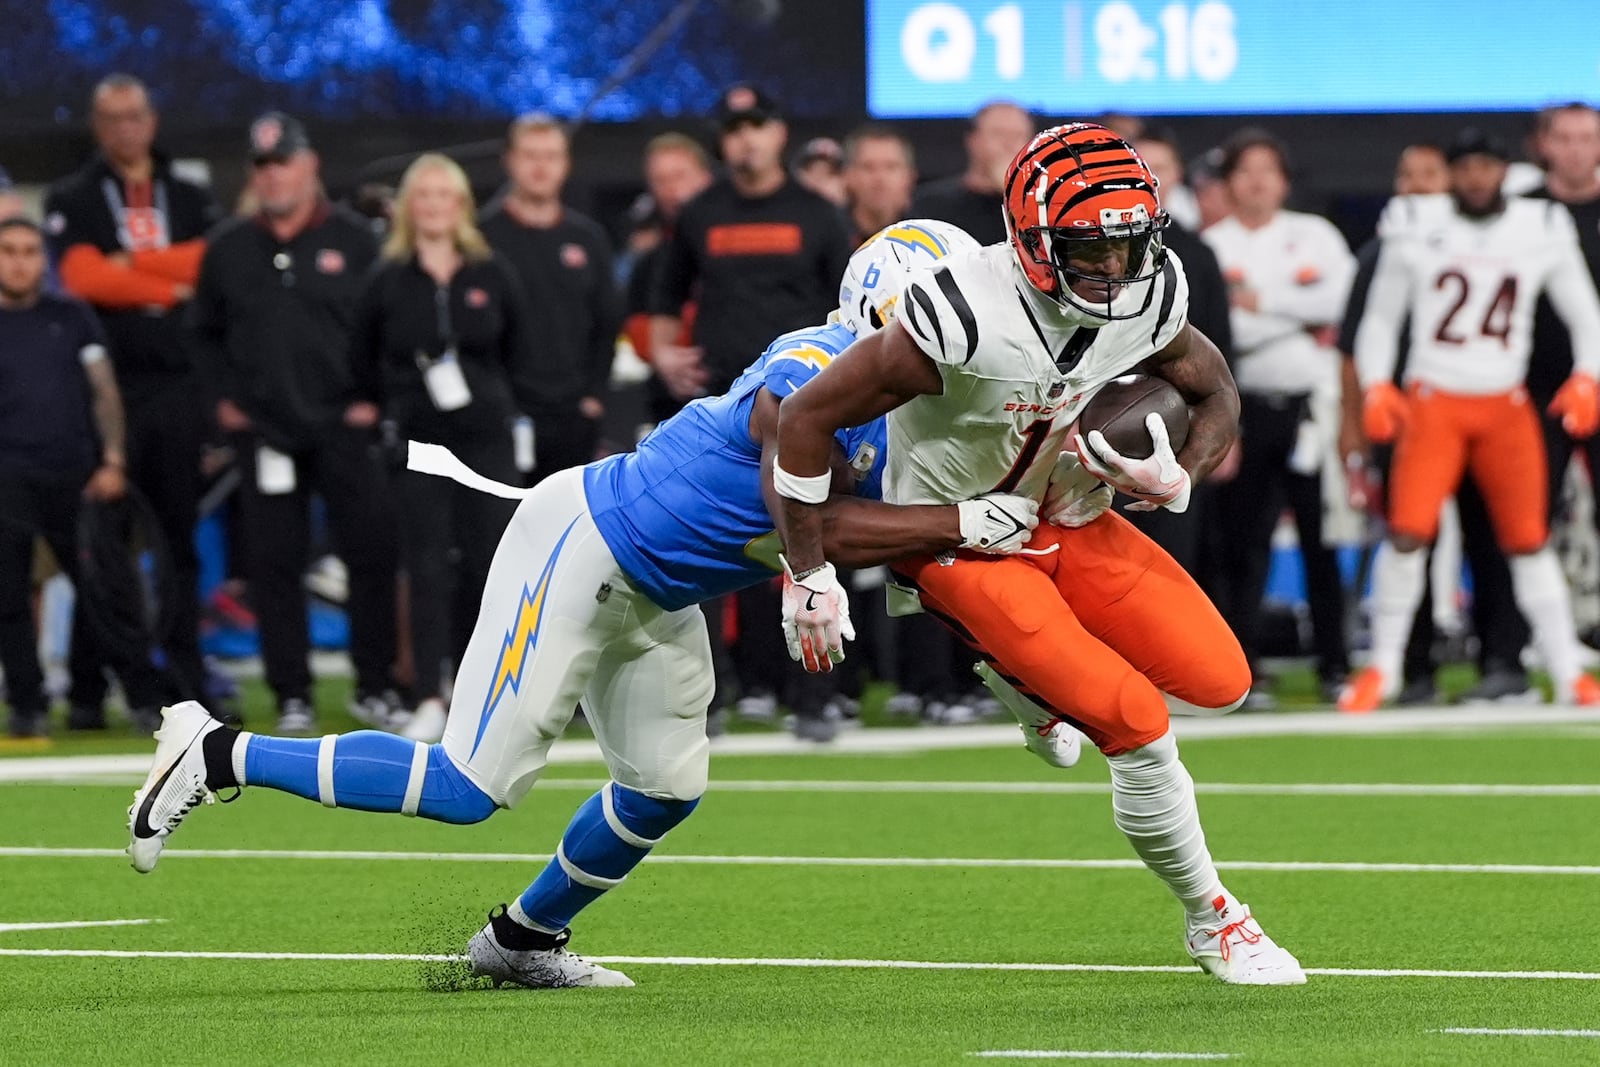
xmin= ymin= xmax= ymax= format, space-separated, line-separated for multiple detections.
xmin=5 ymin=73 xmax=1600 ymax=742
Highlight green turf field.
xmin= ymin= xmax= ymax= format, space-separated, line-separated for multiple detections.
xmin=5 ymin=723 xmax=1600 ymax=1066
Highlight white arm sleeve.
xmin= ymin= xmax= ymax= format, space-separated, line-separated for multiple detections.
xmin=1352 ymin=237 xmax=1413 ymax=389
xmin=1542 ymin=207 xmax=1600 ymax=379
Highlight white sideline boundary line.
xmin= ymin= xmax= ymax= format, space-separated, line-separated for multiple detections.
xmin=5 ymin=845 xmax=1600 ymax=877
xmin=966 ymin=1055 xmax=1228 ymax=1062
xmin=4 ymin=705 xmax=1600 ymax=784
xmin=4 ymin=948 xmax=1600 ymax=982
xmin=1439 ymin=1028 xmax=1600 ymax=1038
xmin=0 ymin=918 xmax=162 ymax=933
xmin=970 ymin=1052 xmax=1233 ymax=1061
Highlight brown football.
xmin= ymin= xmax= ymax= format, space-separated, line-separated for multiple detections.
xmin=1076 ymin=374 xmax=1190 ymax=461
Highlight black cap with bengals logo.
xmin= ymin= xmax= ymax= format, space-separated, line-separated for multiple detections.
xmin=249 ymin=112 xmax=313 ymax=165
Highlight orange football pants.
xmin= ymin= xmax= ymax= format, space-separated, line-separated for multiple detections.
xmin=893 ymin=513 xmax=1250 ymax=756
xmin=1388 ymin=385 xmax=1548 ymax=553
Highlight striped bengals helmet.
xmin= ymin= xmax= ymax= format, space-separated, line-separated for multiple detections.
xmin=1003 ymin=122 xmax=1169 ymax=320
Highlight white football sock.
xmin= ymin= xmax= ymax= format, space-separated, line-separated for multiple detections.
xmin=507 ymin=898 xmax=563 ymax=936
xmin=1367 ymin=543 xmax=1428 ymax=686
xmin=1510 ymin=548 xmax=1581 ymax=694
xmin=1106 ymin=731 xmax=1223 ymax=920
xmin=233 ymin=732 xmax=253 ymax=787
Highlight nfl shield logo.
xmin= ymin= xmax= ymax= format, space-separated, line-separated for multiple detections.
xmin=1047 ymin=381 xmax=1066 ymax=400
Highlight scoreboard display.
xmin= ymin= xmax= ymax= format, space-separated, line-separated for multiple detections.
xmin=868 ymin=0 xmax=1600 ymax=116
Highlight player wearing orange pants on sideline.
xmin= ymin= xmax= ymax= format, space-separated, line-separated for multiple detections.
xmin=896 ymin=514 xmax=1248 ymax=756
xmin=1344 ymin=129 xmax=1600 ymax=712
xmin=1386 ymin=385 xmax=1549 ymax=554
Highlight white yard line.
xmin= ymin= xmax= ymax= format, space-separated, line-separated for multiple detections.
xmin=1438 ymin=1028 xmax=1600 ymax=1038
xmin=3 ymin=947 xmax=1599 ymax=982
xmin=0 ymin=918 xmax=162 ymax=933
xmin=3 ymin=705 xmax=1599 ymax=785
xmin=5 ymin=845 xmax=1598 ymax=876
xmin=966 ymin=1055 xmax=1228 ymax=1062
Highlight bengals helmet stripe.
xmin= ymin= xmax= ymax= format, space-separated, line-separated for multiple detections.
xmin=1003 ymin=121 xmax=1170 ymax=321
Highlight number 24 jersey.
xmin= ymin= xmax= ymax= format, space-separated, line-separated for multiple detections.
xmin=1355 ymin=193 xmax=1600 ymax=395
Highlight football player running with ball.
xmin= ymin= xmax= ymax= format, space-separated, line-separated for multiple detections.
xmin=125 ymin=220 xmax=1066 ymax=989
xmin=773 ymin=123 xmax=1306 ymax=984
xmin=1340 ymin=129 xmax=1600 ymax=712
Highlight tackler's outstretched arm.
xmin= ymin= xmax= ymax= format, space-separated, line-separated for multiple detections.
xmin=772 ymin=322 xmax=944 ymax=572
xmin=751 ymin=387 xmax=959 ymax=567
xmin=769 ymin=323 xmax=944 ymax=672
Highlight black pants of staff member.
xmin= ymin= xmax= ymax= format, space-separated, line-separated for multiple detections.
xmin=0 ymin=464 xmax=165 ymax=716
xmin=235 ymin=428 xmax=398 ymax=705
xmin=532 ymin=410 xmax=602 ymax=486
xmin=1214 ymin=393 xmax=1349 ymax=683
xmin=124 ymin=375 xmax=206 ymax=701
xmin=397 ymin=434 xmax=519 ymax=702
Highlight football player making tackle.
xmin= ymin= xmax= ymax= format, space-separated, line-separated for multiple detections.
xmin=773 ymin=124 xmax=1306 ymax=984
xmin=125 ymin=220 xmax=1075 ymax=989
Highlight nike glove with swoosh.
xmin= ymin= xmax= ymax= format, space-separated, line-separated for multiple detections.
xmin=956 ymin=493 xmax=1040 ymax=553
xmin=780 ymin=556 xmax=855 ymax=673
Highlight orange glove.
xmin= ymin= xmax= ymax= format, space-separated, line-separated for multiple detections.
xmin=1549 ymin=373 xmax=1600 ymax=439
xmin=1361 ymin=382 xmax=1409 ymax=445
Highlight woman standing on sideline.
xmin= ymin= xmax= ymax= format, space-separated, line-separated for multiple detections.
xmin=351 ymin=153 xmax=539 ymax=742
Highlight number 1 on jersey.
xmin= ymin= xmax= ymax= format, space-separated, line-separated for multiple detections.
xmin=993 ymin=418 xmax=1054 ymax=494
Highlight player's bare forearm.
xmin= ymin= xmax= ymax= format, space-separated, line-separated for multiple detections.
xmin=774 ymin=325 xmax=944 ymax=570
xmin=753 ymin=387 xmax=959 ymax=568
xmin=1150 ymin=323 xmax=1240 ymax=480
xmin=819 ymin=498 xmax=961 ymax=567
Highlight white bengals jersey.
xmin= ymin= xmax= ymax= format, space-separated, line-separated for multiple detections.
xmin=885 ymin=243 xmax=1189 ymax=506
xmin=1355 ymin=194 xmax=1600 ymax=395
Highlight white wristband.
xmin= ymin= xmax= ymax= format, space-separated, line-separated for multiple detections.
xmin=773 ymin=460 xmax=832 ymax=504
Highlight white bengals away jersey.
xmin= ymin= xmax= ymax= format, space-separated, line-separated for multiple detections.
xmin=1355 ymin=194 xmax=1600 ymax=395
xmin=885 ymin=243 xmax=1189 ymax=506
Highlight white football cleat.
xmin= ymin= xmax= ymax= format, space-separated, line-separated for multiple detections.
xmin=1186 ymin=895 xmax=1306 ymax=985
xmin=402 ymin=697 xmax=448 ymax=743
xmin=467 ymin=908 xmax=633 ymax=988
xmin=127 ymin=701 xmax=226 ymax=874
xmin=973 ymin=661 xmax=1081 ymax=768
xmin=1022 ymin=721 xmax=1082 ymax=769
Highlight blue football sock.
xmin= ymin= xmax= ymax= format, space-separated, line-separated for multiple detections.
xmin=515 ymin=783 xmax=699 ymax=931
xmin=241 ymin=731 xmax=495 ymax=824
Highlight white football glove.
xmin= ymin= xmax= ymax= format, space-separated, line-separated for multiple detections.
xmin=973 ymin=661 xmax=1081 ymax=769
xmin=1074 ymin=413 xmax=1192 ymax=513
xmin=1041 ymin=451 xmax=1115 ymax=528
xmin=956 ymin=492 xmax=1040 ymax=554
xmin=780 ymin=556 xmax=855 ymax=673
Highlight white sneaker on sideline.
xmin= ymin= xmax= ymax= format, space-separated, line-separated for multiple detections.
xmin=403 ymin=698 xmax=448 ymax=743
xmin=1185 ymin=895 xmax=1306 ymax=985
xmin=127 ymin=702 xmax=225 ymax=874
